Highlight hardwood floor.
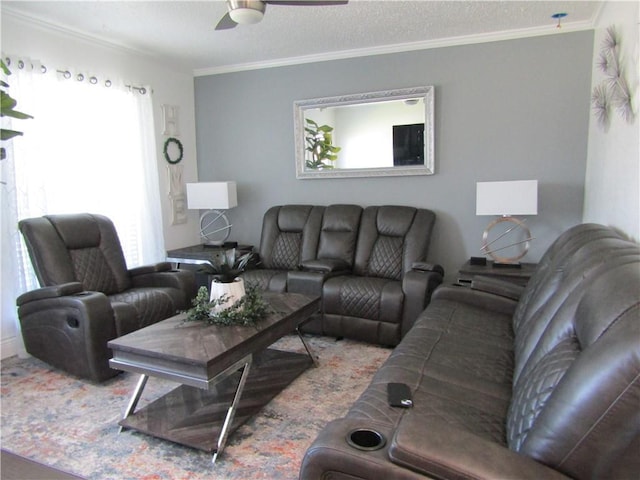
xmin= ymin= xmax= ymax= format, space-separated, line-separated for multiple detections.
xmin=1 ymin=449 xmax=85 ymax=479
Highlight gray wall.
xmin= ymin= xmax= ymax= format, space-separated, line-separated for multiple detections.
xmin=195 ymin=31 xmax=593 ymax=281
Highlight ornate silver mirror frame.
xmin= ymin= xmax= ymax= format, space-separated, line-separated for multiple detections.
xmin=294 ymin=86 xmax=434 ymax=179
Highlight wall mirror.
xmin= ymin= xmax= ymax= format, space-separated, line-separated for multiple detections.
xmin=294 ymin=86 xmax=434 ymax=179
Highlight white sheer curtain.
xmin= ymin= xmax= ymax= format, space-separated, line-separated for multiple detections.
xmin=1 ymin=57 xmax=165 ymax=354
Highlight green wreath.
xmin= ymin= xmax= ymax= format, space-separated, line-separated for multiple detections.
xmin=163 ymin=137 xmax=183 ymax=164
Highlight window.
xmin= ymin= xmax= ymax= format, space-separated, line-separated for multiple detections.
xmin=1 ymin=60 xmax=164 ymax=331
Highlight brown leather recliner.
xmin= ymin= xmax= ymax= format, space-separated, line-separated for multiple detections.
xmin=16 ymin=213 xmax=197 ymax=382
xmin=314 ymin=206 xmax=442 ymax=346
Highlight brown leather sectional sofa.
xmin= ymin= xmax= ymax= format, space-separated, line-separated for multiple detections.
xmin=300 ymin=223 xmax=640 ymax=479
xmin=242 ymin=204 xmax=444 ymax=347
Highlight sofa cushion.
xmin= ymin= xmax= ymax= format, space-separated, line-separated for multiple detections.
xmin=324 ymin=276 xmax=403 ymax=321
xmin=368 ymin=235 xmax=404 ymax=280
xmin=348 ymin=296 xmax=515 ymax=429
xmin=511 ymin=224 xmax=623 ymax=362
xmin=241 ymin=269 xmax=287 ymax=293
xmin=270 ymin=232 xmax=303 ymax=270
xmin=258 ymin=205 xmax=324 ymax=269
xmin=315 ymin=204 xmax=362 ymax=266
xmin=353 ymin=206 xmax=434 ymax=278
xmin=507 ymin=259 xmax=640 ymax=479
xmin=109 ymin=287 xmax=177 ymax=335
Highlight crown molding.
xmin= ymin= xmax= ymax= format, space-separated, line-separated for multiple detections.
xmin=1 ymin=6 xmax=595 ymax=79
xmin=2 ymin=8 xmax=155 ymax=59
xmin=193 ymin=20 xmax=595 ymax=77
xmin=3 ymin=8 xmax=197 ymax=74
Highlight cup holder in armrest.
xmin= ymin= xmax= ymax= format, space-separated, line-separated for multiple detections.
xmin=346 ymin=428 xmax=386 ymax=451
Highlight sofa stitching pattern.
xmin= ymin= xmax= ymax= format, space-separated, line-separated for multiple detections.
xmin=271 ymin=232 xmax=302 ymax=270
xmin=109 ymin=288 xmax=175 ymax=329
xmin=368 ymin=236 xmax=403 ymax=279
xmin=507 ymin=336 xmax=579 ymax=450
xmin=339 ymin=278 xmax=381 ymax=319
xmin=70 ymin=247 xmax=119 ymax=294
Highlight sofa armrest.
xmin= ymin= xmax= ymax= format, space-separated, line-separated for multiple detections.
xmin=300 ymin=418 xmax=426 ymax=480
xmin=289 ymin=259 xmax=351 ymax=297
xmin=412 ymin=261 xmax=444 ymax=276
xmin=16 ymin=282 xmax=84 ymax=306
xmin=389 ymin=413 xmax=570 ymax=480
xmin=129 ymin=267 xmax=197 ymax=309
xmin=401 ymin=267 xmax=444 ymax=336
xmin=17 ymin=290 xmax=118 ymax=382
xmin=432 ymin=285 xmax=519 ymax=316
xmin=300 ymin=258 xmax=351 ymax=273
xmin=128 ymin=262 xmax=173 ymax=276
xmin=471 ymin=275 xmax=525 ymax=301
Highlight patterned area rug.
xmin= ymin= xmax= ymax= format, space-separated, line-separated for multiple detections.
xmin=1 ymin=335 xmax=390 ymax=479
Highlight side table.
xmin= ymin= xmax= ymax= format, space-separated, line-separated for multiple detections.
xmin=457 ymin=260 xmax=537 ymax=287
xmin=167 ymin=244 xmax=254 ymax=290
xmin=166 ymin=244 xmax=253 ymax=267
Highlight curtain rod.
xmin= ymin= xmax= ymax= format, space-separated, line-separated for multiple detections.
xmin=56 ymin=70 xmax=148 ymax=94
xmin=3 ymin=56 xmax=148 ymax=94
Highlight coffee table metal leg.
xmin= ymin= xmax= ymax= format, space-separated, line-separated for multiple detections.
xmin=296 ymin=326 xmax=319 ymax=367
xmin=212 ymin=355 xmax=253 ymax=464
xmin=119 ymin=373 xmax=149 ymax=434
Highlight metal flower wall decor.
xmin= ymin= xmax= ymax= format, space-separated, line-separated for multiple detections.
xmin=592 ymin=26 xmax=636 ymax=130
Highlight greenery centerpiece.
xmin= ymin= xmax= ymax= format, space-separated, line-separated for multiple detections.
xmin=198 ymin=250 xmax=258 ymax=284
xmin=198 ymin=249 xmax=257 ymax=311
xmin=304 ymin=118 xmax=341 ymax=170
xmin=184 ymin=285 xmax=270 ymax=327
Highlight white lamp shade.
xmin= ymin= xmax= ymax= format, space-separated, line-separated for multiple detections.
xmin=476 ymin=180 xmax=538 ymax=216
xmin=186 ymin=182 xmax=238 ymax=210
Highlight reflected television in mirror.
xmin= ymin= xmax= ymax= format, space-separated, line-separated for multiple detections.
xmin=294 ymin=86 xmax=434 ymax=179
xmin=393 ymin=123 xmax=424 ymax=166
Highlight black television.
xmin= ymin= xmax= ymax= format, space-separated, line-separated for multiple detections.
xmin=393 ymin=123 xmax=424 ymax=166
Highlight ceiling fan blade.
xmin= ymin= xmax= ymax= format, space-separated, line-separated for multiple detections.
xmin=215 ymin=12 xmax=238 ymax=30
xmin=265 ymin=1 xmax=348 ymax=6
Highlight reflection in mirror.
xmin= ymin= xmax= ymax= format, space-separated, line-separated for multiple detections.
xmin=294 ymin=86 xmax=434 ymax=179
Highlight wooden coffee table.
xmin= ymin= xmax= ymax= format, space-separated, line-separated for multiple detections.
xmin=108 ymin=292 xmax=320 ymax=463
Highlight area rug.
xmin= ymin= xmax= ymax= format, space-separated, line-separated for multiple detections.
xmin=1 ymin=335 xmax=390 ymax=479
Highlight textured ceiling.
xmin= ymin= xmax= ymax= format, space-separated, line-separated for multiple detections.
xmin=2 ymin=1 xmax=602 ymax=74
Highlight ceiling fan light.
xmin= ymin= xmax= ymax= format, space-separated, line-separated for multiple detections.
xmin=229 ymin=7 xmax=264 ymax=24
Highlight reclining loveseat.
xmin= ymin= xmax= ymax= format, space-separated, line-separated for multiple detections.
xmin=241 ymin=204 xmax=444 ymax=346
xmin=300 ymin=223 xmax=640 ymax=479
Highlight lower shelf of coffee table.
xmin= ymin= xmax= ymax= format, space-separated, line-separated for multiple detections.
xmin=119 ymin=348 xmax=312 ymax=453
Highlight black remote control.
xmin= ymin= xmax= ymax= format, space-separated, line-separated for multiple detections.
xmin=387 ymin=383 xmax=413 ymax=408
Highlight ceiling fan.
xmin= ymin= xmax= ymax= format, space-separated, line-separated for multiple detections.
xmin=216 ymin=0 xmax=349 ymax=30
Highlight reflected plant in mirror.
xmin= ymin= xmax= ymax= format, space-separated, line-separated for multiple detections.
xmin=304 ymin=118 xmax=341 ymax=170
xmin=294 ymin=86 xmax=434 ymax=179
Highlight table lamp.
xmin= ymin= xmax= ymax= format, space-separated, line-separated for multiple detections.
xmin=186 ymin=182 xmax=238 ymax=246
xmin=476 ymin=180 xmax=538 ymax=267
